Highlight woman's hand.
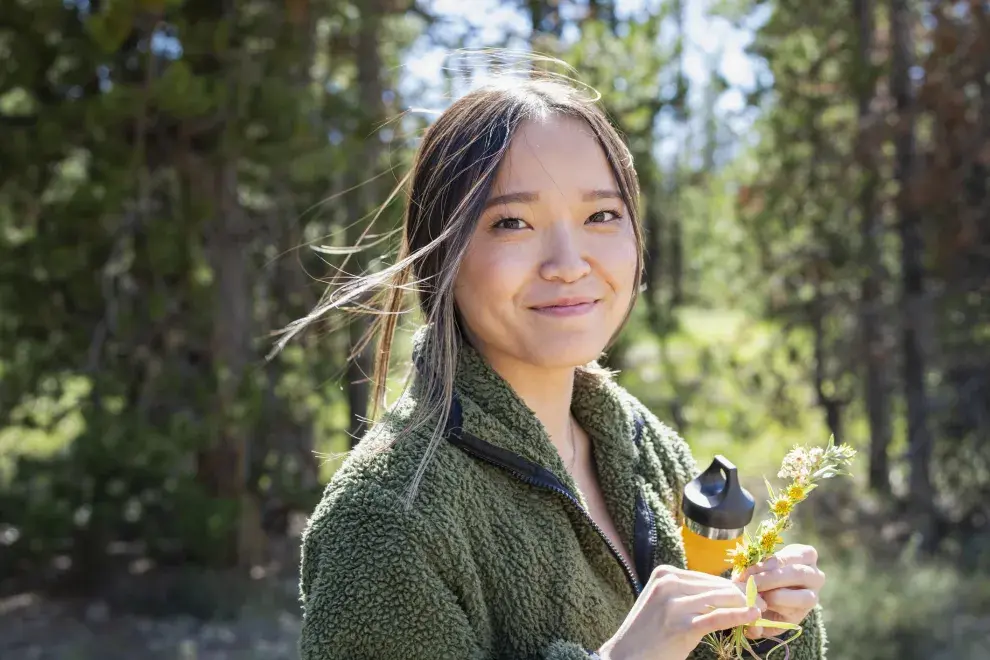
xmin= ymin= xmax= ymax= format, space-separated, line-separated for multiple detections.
xmin=734 ymin=544 xmax=825 ymax=640
xmin=599 ymin=565 xmax=766 ymax=660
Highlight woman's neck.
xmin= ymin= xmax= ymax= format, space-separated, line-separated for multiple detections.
xmin=482 ymin=350 xmax=579 ymax=464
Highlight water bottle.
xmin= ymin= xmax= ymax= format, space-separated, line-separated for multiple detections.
xmin=680 ymin=455 xmax=755 ymax=575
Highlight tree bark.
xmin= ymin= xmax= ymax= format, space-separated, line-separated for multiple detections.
xmin=811 ymin=278 xmax=846 ymax=445
xmin=197 ymin=153 xmax=266 ymax=568
xmin=189 ymin=3 xmax=266 ymax=568
xmin=345 ymin=0 xmax=387 ymax=449
xmin=854 ymin=0 xmax=892 ymax=494
xmin=890 ymin=0 xmax=935 ymax=546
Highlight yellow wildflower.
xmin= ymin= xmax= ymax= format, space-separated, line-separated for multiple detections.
xmin=727 ymin=542 xmax=750 ymax=573
xmin=785 ymin=482 xmax=807 ymax=502
xmin=770 ymin=496 xmax=793 ymax=518
xmin=759 ymin=527 xmax=783 ymax=554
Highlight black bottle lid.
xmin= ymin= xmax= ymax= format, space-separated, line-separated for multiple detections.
xmin=681 ymin=455 xmax=755 ymax=531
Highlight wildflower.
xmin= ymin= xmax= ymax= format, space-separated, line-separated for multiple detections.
xmin=710 ymin=436 xmax=855 ymax=658
xmin=769 ymin=496 xmax=793 ymax=518
xmin=727 ymin=542 xmax=749 ymax=573
xmin=785 ymin=482 xmax=808 ymax=502
xmin=756 ymin=520 xmax=783 ymax=554
xmin=778 ymin=446 xmax=811 ymax=483
xmin=761 ymin=531 xmax=782 ymax=554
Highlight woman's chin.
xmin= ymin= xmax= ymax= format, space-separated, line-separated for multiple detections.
xmin=521 ymin=340 xmax=609 ymax=370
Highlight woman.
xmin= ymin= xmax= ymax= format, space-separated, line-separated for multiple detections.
xmin=292 ymin=75 xmax=828 ymax=660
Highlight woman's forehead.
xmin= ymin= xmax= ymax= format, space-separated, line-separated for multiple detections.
xmin=490 ymin=116 xmax=617 ymax=197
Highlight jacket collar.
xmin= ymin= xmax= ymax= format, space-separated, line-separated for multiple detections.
xmin=409 ymin=326 xmax=644 ymax=552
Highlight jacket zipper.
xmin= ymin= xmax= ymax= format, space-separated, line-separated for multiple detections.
xmin=453 ymin=442 xmax=644 ymax=598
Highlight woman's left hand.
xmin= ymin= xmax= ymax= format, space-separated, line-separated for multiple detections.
xmin=734 ymin=544 xmax=825 ymax=640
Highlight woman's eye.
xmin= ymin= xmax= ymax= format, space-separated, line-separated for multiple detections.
xmin=588 ymin=209 xmax=623 ymax=224
xmin=491 ymin=216 xmax=528 ymax=231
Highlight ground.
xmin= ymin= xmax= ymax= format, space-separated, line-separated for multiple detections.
xmin=0 ymin=571 xmax=303 ymax=660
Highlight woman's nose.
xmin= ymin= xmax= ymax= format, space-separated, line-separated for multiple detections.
xmin=538 ymin=223 xmax=591 ymax=283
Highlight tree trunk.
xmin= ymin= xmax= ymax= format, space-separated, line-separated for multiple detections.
xmin=811 ymin=278 xmax=845 ymax=445
xmin=854 ymin=0 xmax=892 ymax=494
xmin=890 ymin=0 xmax=935 ymax=546
xmin=258 ymin=2 xmax=321 ymax=503
xmin=199 ymin=155 xmax=266 ymax=568
xmin=345 ymin=0 xmax=387 ymax=449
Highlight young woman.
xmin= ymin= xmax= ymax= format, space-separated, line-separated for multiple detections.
xmin=292 ymin=76 xmax=828 ymax=660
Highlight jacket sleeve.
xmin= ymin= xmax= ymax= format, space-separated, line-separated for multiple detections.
xmin=299 ymin=487 xmax=602 ymax=660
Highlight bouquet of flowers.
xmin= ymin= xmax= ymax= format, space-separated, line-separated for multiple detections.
xmin=706 ymin=436 xmax=857 ymax=660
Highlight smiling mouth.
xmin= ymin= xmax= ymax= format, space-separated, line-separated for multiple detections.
xmin=530 ymin=299 xmax=601 ymax=316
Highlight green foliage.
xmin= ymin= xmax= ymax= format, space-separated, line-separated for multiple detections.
xmin=820 ymin=551 xmax=990 ymax=660
xmin=0 ymin=404 xmax=239 ymax=575
xmin=154 ymin=60 xmax=215 ymax=117
xmin=0 ymin=3 xmax=988 ymax=657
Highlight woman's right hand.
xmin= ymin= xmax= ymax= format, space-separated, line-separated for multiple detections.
xmin=597 ymin=565 xmax=766 ymax=660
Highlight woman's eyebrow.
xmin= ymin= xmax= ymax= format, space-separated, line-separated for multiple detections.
xmin=483 ymin=188 xmax=622 ymax=209
xmin=483 ymin=191 xmax=539 ymax=209
xmin=582 ymin=189 xmax=623 ymax=202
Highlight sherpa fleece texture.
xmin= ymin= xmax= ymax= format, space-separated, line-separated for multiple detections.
xmin=299 ymin=328 xmax=828 ymax=660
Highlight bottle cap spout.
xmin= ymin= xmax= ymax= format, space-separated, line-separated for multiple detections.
xmin=681 ymin=455 xmax=755 ymax=532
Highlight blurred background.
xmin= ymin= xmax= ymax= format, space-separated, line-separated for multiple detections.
xmin=1 ymin=0 xmax=988 ymax=658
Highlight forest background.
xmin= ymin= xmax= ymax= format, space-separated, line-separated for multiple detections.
xmin=1 ymin=0 xmax=988 ymax=658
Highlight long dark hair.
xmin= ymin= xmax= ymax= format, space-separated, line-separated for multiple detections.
xmin=274 ymin=69 xmax=645 ymax=509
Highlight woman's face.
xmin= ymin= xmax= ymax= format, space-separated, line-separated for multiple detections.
xmin=453 ymin=115 xmax=638 ymax=371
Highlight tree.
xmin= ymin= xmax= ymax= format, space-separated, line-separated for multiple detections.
xmin=890 ymin=0 xmax=934 ymax=545
xmin=852 ymin=0 xmax=892 ymax=494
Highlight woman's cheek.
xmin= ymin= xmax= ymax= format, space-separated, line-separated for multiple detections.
xmin=458 ymin=241 xmax=528 ymax=315
xmin=600 ymin=232 xmax=639 ymax=297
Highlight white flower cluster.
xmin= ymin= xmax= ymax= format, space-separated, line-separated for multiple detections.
xmin=777 ymin=436 xmax=856 ymax=483
xmin=778 ymin=447 xmax=814 ymax=482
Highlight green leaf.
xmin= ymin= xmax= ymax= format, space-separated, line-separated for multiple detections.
xmin=746 ymin=576 xmax=757 ymax=608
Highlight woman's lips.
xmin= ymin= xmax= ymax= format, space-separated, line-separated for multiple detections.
xmin=530 ymin=300 xmax=600 ymax=317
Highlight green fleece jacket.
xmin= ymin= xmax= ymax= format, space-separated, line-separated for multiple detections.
xmin=299 ymin=329 xmax=828 ymax=660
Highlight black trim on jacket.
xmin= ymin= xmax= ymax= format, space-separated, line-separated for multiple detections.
xmin=443 ymin=396 xmax=658 ymax=598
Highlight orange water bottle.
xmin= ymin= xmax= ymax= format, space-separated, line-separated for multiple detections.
xmin=680 ymin=455 xmax=755 ymax=575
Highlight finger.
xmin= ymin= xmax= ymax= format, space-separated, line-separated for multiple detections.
xmin=741 ymin=544 xmax=819 ymax=579
xmin=690 ymin=606 xmax=761 ymax=636
xmin=677 ymin=587 xmax=767 ymax=613
xmin=650 ymin=566 xmax=741 ymax=594
xmin=745 ymin=625 xmax=764 ymax=639
xmin=762 ymin=587 xmax=818 ymax=615
xmin=652 ymin=564 xmax=735 ymax=585
xmin=736 ymin=557 xmax=776 ymax=582
xmin=750 ymin=563 xmax=825 ymax=593
xmin=717 ymin=578 xmax=770 ymax=610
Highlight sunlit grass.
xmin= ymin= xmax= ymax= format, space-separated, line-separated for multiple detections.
xmin=619 ymin=305 xmax=837 ymax=481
